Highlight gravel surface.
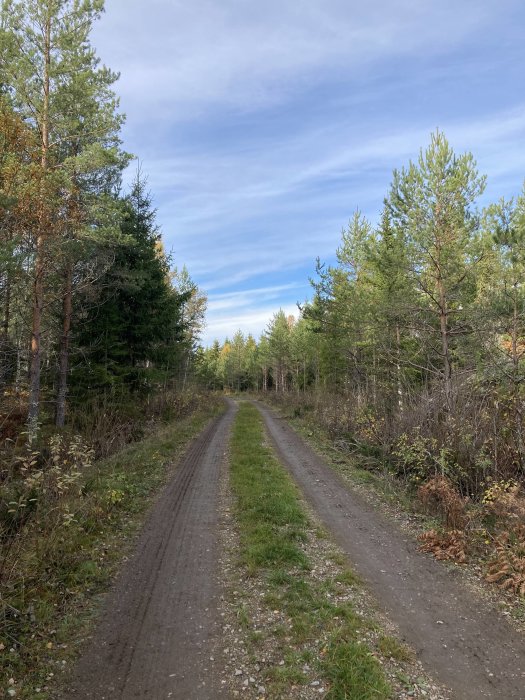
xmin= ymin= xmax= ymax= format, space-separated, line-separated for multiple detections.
xmin=326 ymin=442 xmax=525 ymax=637
xmin=255 ymin=400 xmax=525 ymax=700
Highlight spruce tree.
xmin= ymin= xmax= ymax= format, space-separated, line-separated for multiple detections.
xmin=73 ymin=175 xmax=183 ymax=398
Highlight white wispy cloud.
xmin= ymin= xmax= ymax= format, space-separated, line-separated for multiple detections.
xmin=158 ymin=106 xmax=525 ymax=269
xmin=148 ymin=105 xmax=525 ymax=226
xmin=94 ymin=0 xmax=506 ymax=121
xmin=207 ymin=284 xmax=301 ymax=312
xmin=91 ymin=1 xmax=525 ymax=344
xmin=203 ymin=304 xmax=299 ymax=345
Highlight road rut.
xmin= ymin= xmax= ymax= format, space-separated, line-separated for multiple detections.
xmin=256 ymin=401 xmax=525 ymax=700
xmin=62 ymin=400 xmax=237 ymax=700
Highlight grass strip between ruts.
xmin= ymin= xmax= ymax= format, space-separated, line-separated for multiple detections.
xmin=229 ymin=402 xmax=391 ymax=699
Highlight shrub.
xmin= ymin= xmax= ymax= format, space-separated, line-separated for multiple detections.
xmin=482 ymin=480 xmax=525 ymax=524
xmin=418 ymin=476 xmax=468 ymax=530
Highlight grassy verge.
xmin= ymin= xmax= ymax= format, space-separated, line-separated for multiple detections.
xmin=0 ymin=397 xmax=223 ymax=700
xmin=229 ymin=402 xmax=392 ymax=699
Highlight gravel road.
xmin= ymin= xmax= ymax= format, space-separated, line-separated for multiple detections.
xmin=255 ymin=400 xmax=525 ymax=699
xmin=62 ymin=400 xmax=237 ymax=700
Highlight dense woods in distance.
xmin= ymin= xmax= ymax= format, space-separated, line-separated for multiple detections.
xmin=0 ymin=0 xmax=205 ymax=450
xmin=199 ymin=131 xmax=525 ymax=509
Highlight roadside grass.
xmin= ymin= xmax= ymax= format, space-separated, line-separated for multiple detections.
xmin=229 ymin=402 xmax=391 ymax=699
xmin=377 ymin=635 xmax=413 ymax=663
xmin=0 ymin=398 xmax=223 ymax=700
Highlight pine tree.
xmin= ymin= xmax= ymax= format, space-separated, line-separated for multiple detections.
xmin=306 ymin=212 xmax=374 ymax=396
xmin=1 ymin=0 xmax=126 ymax=437
xmin=0 ymin=98 xmax=41 ymax=387
xmin=387 ymin=131 xmax=485 ymax=410
xmin=367 ymin=207 xmax=416 ymax=412
xmin=266 ymin=310 xmax=293 ymax=392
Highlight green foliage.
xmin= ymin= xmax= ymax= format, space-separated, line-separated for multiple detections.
xmin=202 ymin=132 xmax=525 ymax=500
xmin=0 ymin=0 xmax=201 ymax=441
xmin=385 ymin=131 xmax=486 ymax=408
xmin=71 ymin=173 xmax=187 ymax=398
xmin=392 ymin=431 xmax=462 ymax=486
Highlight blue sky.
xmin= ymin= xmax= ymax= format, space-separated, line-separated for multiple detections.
xmin=92 ymin=0 xmax=525 ymax=345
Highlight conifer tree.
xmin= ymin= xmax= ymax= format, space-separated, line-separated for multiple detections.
xmin=482 ymin=190 xmax=525 ymax=465
xmin=73 ymin=175 xmax=183 ymax=398
xmin=387 ymin=131 xmax=485 ymax=411
xmin=1 ymin=0 xmax=126 ymax=436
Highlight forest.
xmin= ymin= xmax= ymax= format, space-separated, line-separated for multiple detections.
xmin=2 ymin=2 xmax=525 ymax=698
xmin=0 ymin=0 xmax=205 ymax=450
xmin=0 ymin=3 xmax=211 ymax=690
xmin=199 ymin=130 xmax=525 ymax=561
xmin=4 ymin=3 xmax=524 ymax=517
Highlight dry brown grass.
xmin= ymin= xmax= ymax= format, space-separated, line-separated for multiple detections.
xmin=418 ymin=528 xmax=468 ymax=564
xmin=418 ymin=476 xmax=468 ymax=530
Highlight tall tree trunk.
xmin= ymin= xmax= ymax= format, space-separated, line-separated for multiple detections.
xmin=182 ymin=352 xmax=190 ymax=391
xmin=27 ymin=237 xmax=45 ymax=440
xmin=27 ymin=16 xmax=51 ymax=443
xmin=55 ymin=262 xmax=73 ymax=428
xmin=396 ymin=323 xmax=403 ymax=412
xmin=15 ymin=331 xmax=22 ymax=395
xmin=2 ymin=269 xmax=10 ymax=336
xmin=437 ymin=275 xmax=452 ymax=412
xmin=511 ymin=296 xmax=525 ymax=468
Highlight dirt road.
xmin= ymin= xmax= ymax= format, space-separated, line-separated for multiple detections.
xmin=63 ymin=398 xmax=525 ymax=700
xmin=62 ymin=401 xmax=237 ymax=700
xmin=255 ymin=401 xmax=525 ymax=699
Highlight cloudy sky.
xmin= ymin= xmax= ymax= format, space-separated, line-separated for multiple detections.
xmin=92 ymin=0 xmax=525 ymax=345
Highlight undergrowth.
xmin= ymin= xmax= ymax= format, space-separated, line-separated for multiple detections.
xmin=260 ymin=393 xmax=525 ymax=604
xmin=229 ymin=402 xmax=391 ymax=699
xmin=0 ymin=396 xmax=223 ymax=699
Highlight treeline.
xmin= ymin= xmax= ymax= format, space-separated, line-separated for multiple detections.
xmin=200 ymin=131 xmax=525 ymax=498
xmin=197 ymin=314 xmax=318 ymax=393
xmin=0 ymin=1 xmax=203 ymax=447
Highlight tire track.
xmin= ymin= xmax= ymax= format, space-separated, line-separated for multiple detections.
xmin=62 ymin=400 xmax=237 ymax=700
xmin=255 ymin=400 xmax=525 ymax=700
